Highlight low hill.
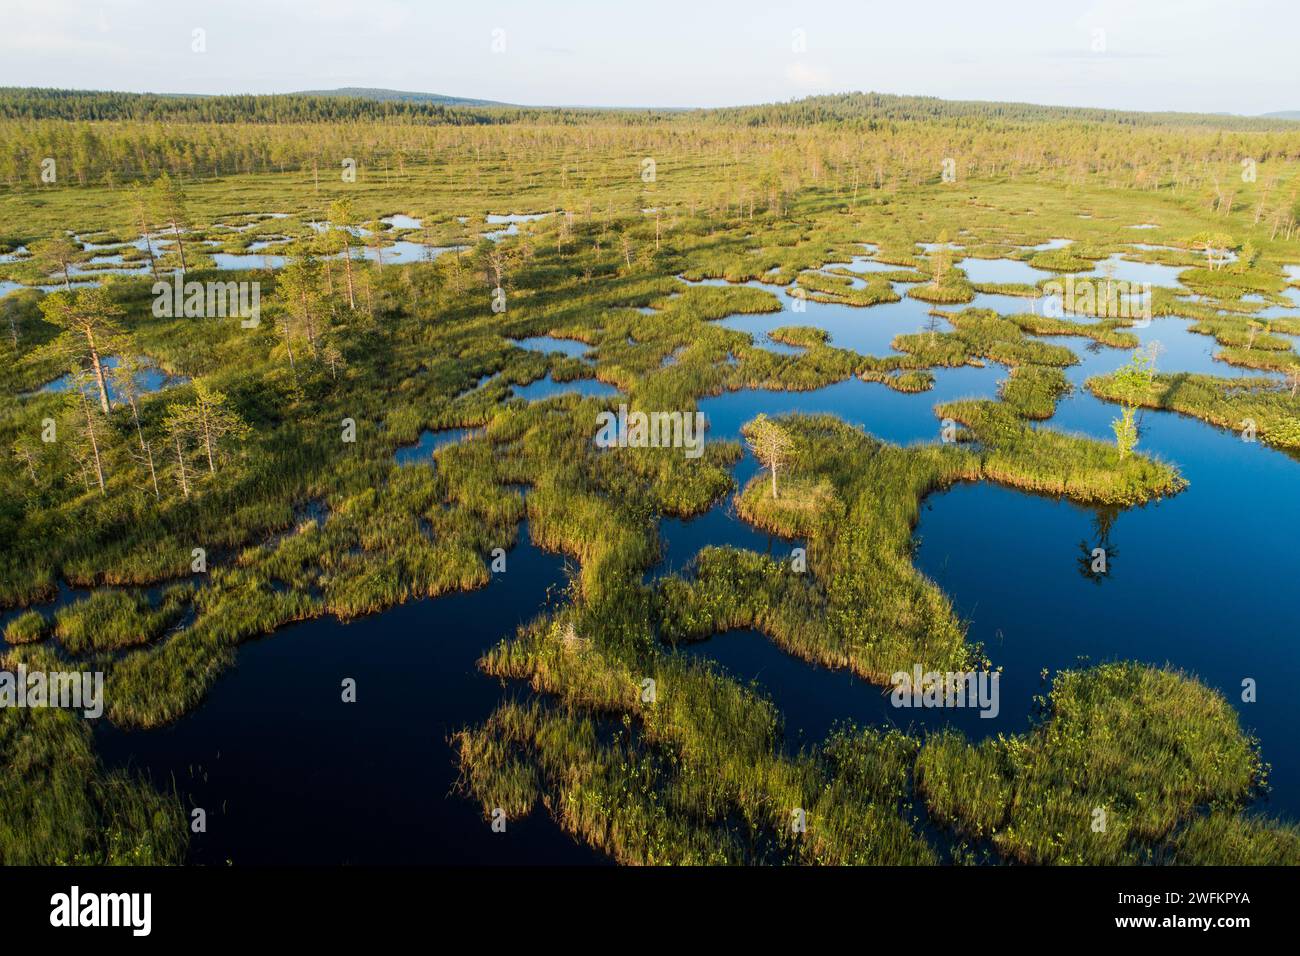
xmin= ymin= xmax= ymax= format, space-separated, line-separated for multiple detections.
xmin=291 ymin=87 xmax=509 ymax=107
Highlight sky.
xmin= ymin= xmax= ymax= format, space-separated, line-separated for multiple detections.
xmin=0 ymin=0 xmax=1295 ymax=115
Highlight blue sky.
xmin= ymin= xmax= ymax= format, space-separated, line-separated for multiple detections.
xmin=1 ymin=0 xmax=1294 ymax=114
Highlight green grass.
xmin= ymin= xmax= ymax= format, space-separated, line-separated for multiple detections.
xmin=659 ymin=416 xmax=980 ymax=681
xmin=916 ymin=662 xmax=1270 ymax=865
xmin=3 ymin=608 xmax=50 ymax=644
xmin=54 ymin=585 xmax=193 ymax=655
xmin=4 ymin=108 xmax=1300 ymax=864
xmin=793 ymin=270 xmax=900 ymax=306
xmin=999 ymin=365 xmax=1072 ymax=419
xmin=1086 ymin=371 xmax=1300 ymax=450
xmin=1004 ymin=310 xmax=1140 ymax=349
xmin=905 ymin=268 xmax=976 ymax=304
xmin=1 ymin=645 xmax=187 ymax=864
xmin=1168 ymin=812 xmax=1300 ymax=865
xmin=895 ymin=308 xmax=1080 ymax=369
xmin=1028 ymin=248 xmax=1099 ymax=272
xmin=937 ymin=398 xmax=1186 ymax=504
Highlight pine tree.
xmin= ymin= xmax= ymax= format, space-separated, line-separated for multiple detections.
xmin=152 ymin=172 xmax=192 ymax=272
xmin=37 ymin=287 xmax=126 ymax=415
xmin=11 ymin=433 xmax=41 ymax=484
xmin=109 ymin=355 xmax=160 ymax=499
xmin=128 ymin=182 xmax=160 ymax=280
xmin=189 ymin=379 xmax=251 ymax=475
xmin=743 ymin=414 xmax=796 ymax=500
xmin=278 ymin=251 xmax=324 ymax=358
xmin=364 ymin=220 xmax=386 ymax=268
xmin=1109 ymin=351 xmax=1155 ymax=460
xmin=68 ymin=367 xmax=108 ymax=495
xmin=328 ymin=199 xmax=358 ymax=308
xmin=162 ymin=405 xmax=194 ymax=498
xmin=29 ymin=236 xmax=81 ymax=291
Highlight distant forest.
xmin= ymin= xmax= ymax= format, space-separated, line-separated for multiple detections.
xmin=707 ymin=92 xmax=1300 ymax=131
xmin=3 ymin=87 xmax=1300 ymax=203
xmin=2 ymin=87 xmax=1294 ymax=131
xmin=0 ymin=88 xmax=659 ymax=125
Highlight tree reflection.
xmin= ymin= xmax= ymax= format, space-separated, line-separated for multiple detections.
xmin=1077 ymin=506 xmax=1120 ymax=584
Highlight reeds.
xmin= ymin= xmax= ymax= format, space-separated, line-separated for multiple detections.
xmin=1 ymin=647 xmax=187 ymax=864
xmin=1087 ymin=370 xmax=1300 ymax=450
xmin=4 ymin=119 xmax=1300 ymax=865
xmin=937 ymin=398 xmax=1187 ymax=504
xmin=916 ymin=663 xmax=1268 ymax=865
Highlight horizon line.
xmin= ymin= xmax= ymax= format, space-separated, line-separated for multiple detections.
xmin=2 ymin=84 xmax=1296 ymax=120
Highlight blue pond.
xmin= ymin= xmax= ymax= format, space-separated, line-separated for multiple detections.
xmin=512 ymin=335 xmax=591 ymax=359
xmin=36 ymin=243 xmax=1300 ymax=863
xmin=381 ymin=214 xmax=423 ymax=229
xmin=652 ymin=457 xmax=803 ymax=583
xmin=679 ymin=628 xmax=934 ymax=752
xmin=209 ymin=252 xmax=287 ymax=270
xmin=682 ymin=273 xmax=961 ymax=359
xmin=700 ymin=365 xmax=1003 ymax=447
xmin=511 ymin=374 xmax=618 ymax=402
xmin=94 ymin=521 xmax=605 ymax=865
xmin=31 ymin=355 xmax=183 ymax=398
xmin=394 ymin=427 xmax=481 ymax=465
xmin=912 ymin=403 xmax=1300 ymax=815
xmin=960 ymin=256 xmax=1055 ymax=286
xmin=674 ymin=276 xmax=1300 ymax=825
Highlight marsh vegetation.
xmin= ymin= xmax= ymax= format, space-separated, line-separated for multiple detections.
xmin=2 ymin=89 xmax=1299 ymax=865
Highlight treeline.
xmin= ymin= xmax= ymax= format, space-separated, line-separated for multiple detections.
xmin=0 ymin=88 xmax=667 ymax=126
xmin=7 ymin=88 xmax=1297 ymax=132
xmin=0 ymin=120 xmax=744 ymax=188
xmin=705 ymin=92 xmax=1300 ymax=132
xmin=3 ymin=90 xmax=1300 ymax=206
xmin=5 ymin=117 xmax=1300 ymax=202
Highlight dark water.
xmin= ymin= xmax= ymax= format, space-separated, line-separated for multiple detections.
xmin=676 ymin=263 xmax=1300 ymax=821
xmin=95 ymin=521 xmax=606 ymax=864
xmin=699 ymin=364 xmax=1002 ymax=448
xmin=913 ymin=382 xmax=1300 ymax=814
xmin=48 ymin=255 xmax=1300 ymax=859
xmin=393 ymin=427 xmax=481 ymax=465
xmin=651 ymin=458 xmax=803 ymax=582
xmin=678 ymin=628 xmax=962 ymax=753
xmin=1 ymin=580 xmax=172 ymax=642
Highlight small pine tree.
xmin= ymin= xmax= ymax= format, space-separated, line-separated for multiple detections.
xmin=1109 ymin=351 xmax=1155 ymax=460
xmin=743 ymin=414 xmax=796 ymax=499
